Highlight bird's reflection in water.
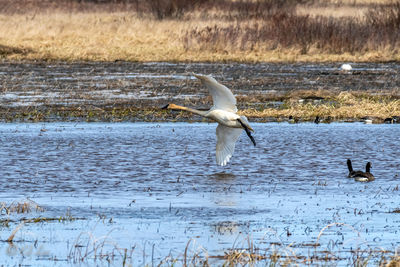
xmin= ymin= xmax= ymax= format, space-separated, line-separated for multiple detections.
xmin=209 ymin=173 xmax=240 ymax=236
xmin=208 ymin=172 xmax=237 ymax=207
xmin=209 ymin=172 xmax=236 ymax=181
xmin=212 ymin=221 xmax=240 ymax=236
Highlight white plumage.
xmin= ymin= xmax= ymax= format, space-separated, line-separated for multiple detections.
xmin=195 ymin=74 xmax=238 ymax=113
xmin=216 ymin=124 xmax=243 ymax=166
xmin=340 ymin=63 xmax=352 ymax=71
xmin=164 ymin=74 xmax=255 ymax=166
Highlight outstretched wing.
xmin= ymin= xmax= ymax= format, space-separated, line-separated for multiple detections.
xmin=194 ymin=74 xmax=237 ymax=113
xmin=216 ymin=124 xmax=242 ymax=166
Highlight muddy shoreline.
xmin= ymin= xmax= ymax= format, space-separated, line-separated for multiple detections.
xmin=1 ymin=61 xmax=399 ymax=123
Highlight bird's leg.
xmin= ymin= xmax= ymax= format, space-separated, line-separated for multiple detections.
xmin=237 ymin=119 xmax=256 ymax=147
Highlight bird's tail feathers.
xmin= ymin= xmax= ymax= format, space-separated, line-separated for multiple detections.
xmin=237 ymin=118 xmax=256 ymax=147
xmin=239 ymin=116 xmax=254 ymax=132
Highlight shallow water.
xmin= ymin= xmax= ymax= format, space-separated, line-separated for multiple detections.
xmin=0 ymin=122 xmax=400 ymax=265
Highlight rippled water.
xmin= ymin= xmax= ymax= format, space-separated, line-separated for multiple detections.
xmin=1 ymin=122 xmax=400 ymax=265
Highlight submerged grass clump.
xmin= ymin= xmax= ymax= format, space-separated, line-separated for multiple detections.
xmin=68 ymin=230 xmax=135 ymax=264
xmin=0 ymin=199 xmax=44 ymax=215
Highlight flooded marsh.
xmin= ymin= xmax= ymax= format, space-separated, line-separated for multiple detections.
xmin=1 ymin=122 xmax=400 ymax=265
xmin=1 ymin=61 xmax=400 ymax=265
xmin=1 ymin=61 xmax=400 ymax=122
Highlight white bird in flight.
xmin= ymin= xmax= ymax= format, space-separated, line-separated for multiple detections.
xmin=163 ymin=74 xmax=255 ymax=166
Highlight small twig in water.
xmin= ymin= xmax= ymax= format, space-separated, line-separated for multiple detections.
xmin=7 ymin=221 xmax=25 ymax=243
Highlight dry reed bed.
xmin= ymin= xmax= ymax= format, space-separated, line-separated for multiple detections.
xmin=240 ymin=92 xmax=400 ymax=122
xmin=0 ymin=0 xmax=399 ymax=62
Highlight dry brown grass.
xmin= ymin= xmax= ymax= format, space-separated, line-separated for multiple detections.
xmin=297 ymin=0 xmax=393 ymax=17
xmin=0 ymin=0 xmax=399 ymax=62
xmin=2 ymin=90 xmax=399 ymax=122
xmin=0 ymin=12 xmax=269 ymax=62
xmin=386 ymin=257 xmax=400 ymax=267
xmin=0 ymin=12 xmax=186 ymax=61
xmin=297 ymin=6 xmax=368 ymax=17
xmin=239 ymin=92 xmax=400 ymax=122
xmin=0 ymin=199 xmax=44 ymax=214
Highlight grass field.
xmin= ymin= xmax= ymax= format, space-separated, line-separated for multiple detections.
xmin=0 ymin=0 xmax=399 ymax=62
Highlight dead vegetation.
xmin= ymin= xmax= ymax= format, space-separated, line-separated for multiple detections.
xmin=183 ymin=1 xmax=400 ymax=58
xmin=0 ymin=199 xmax=44 ymax=215
xmin=0 ymin=59 xmax=398 ymax=123
xmin=2 ymin=90 xmax=399 ymax=123
xmin=181 ymin=223 xmax=399 ymax=266
xmin=0 ymin=0 xmax=399 ymax=62
xmin=0 ymin=200 xmax=399 ymax=265
xmin=69 ymin=230 xmax=135 ymax=264
xmin=239 ymin=91 xmax=400 ymax=122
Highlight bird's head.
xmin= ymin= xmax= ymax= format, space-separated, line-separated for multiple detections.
xmin=162 ymin=103 xmax=186 ymax=111
xmin=162 ymin=103 xmax=178 ymax=109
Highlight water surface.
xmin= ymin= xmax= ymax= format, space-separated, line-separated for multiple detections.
xmin=0 ymin=122 xmax=399 ymax=265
